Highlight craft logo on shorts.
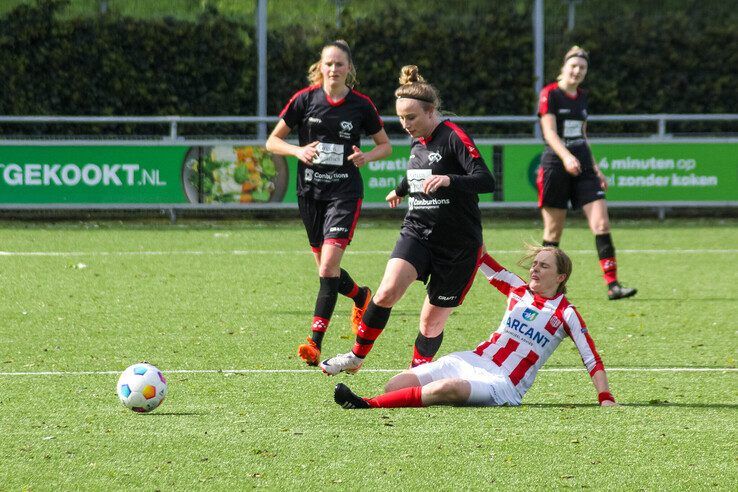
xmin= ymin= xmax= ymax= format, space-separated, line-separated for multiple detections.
xmin=522 ymin=308 xmax=539 ymax=321
xmin=437 ymin=295 xmax=457 ymax=301
xmin=549 ymin=315 xmax=562 ymax=328
xmin=339 ymin=121 xmax=353 ymax=139
xmin=308 ymin=117 xmax=322 ymax=124
xmin=428 ymin=152 xmax=442 ymax=163
xmin=304 ymin=168 xmax=314 ymax=182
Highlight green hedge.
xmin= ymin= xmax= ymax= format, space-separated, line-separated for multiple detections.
xmin=0 ymin=0 xmax=734 ymax=136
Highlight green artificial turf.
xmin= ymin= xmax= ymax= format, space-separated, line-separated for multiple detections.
xmin=0 ymin=218 xmax=736 ymax=490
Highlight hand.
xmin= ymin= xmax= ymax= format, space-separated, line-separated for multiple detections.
xmin=347 ymin=145 xmax=367 ymax=167
xmin=422 ymin=175 xmax=451 ymax=194
xmin=563 ymin=155 xmax=582 ymax=176
xmin=386 ymin=190 xmax=403 ymax=208
xmin=596 ymin=169 xmax=609 ymax=191
xmin=296 ymin=141 xmax=320 ymax=165
xmin=600 ymin=400 xmax=617 ymax=407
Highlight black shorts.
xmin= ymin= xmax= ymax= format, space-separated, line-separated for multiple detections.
xmin=390 ymin=231 xmax=482 ymax=308
xmin=537 ymin=148 xmax=605 ymax=210
xmin=298 ymin=195 xmax=362 ymax=250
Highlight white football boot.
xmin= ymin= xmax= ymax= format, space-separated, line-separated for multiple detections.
xmin=320 ymin=351 xmax=363 ymax=375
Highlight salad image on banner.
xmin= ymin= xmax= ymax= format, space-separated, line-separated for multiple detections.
xmin=183 ymin=146 xmax=288 ymax=203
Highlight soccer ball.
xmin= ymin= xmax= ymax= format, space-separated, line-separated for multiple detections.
xmin=117 ymin=363 xmax=168 ymax=413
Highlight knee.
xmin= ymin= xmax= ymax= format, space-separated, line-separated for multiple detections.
xmin=591 ymin=220 xmax=610 ymax=235
xmin=427 ymin=379 xmax=468 ymax=403
xmin=374 ymin=284 xmax=401 ymax=307
xmin=318 ymin=265 xmax=339 ymax=278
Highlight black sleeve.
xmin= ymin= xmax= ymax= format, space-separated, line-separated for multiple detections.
xmin=279 ymin=91 xmax=307 ymax=129
xmin=447 ymin=132 xmax=495 ymax=194
xmin=361 ymin=97 xmax=383 ymax=136
xmin=394 ymin=177 xmax=409 ymax=197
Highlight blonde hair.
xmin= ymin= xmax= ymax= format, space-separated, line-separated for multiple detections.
xmin=557 ymin=45 xmax=589 ymax=81
xmin=517 ymin=244 xmax=573 ymax=295
xmin=394 ymin=65 xmax=441 ymax=111
xmin=307 ymin=40 xmax=357 ymax=87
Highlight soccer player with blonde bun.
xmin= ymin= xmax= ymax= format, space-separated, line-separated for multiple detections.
xmin=333 ymin=246 xmax=617 ymax=409
xmin=320 ymin=64 xmax=495 ymax=375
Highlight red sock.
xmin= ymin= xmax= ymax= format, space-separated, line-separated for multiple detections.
xmin=599 ymin=257 xmax=618 ymax=285
xmin=366 ymin=386 xmax=424 ymax=408
xmin=411 ymin=345 xmax=433 ymax=367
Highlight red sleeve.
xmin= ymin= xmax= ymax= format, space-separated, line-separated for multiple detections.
xmin=563 ymin=306 xmax=605 ymax=377
xmin=479 ymin=253 xmax=526 ymax=296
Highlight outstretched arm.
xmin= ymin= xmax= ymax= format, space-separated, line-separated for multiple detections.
xmin=479 ymin=252 xmax=527 ymax=295
xmin=591 ymin=369 xmax=617 ymax=406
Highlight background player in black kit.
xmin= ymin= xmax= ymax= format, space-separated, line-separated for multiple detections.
xmin=320 ymin=65 xmax=495 ymax=375
xmin=266 ymin=40 xmax=391 ymax=366
xmin=537 ymin=45 xmax=636 ymax=301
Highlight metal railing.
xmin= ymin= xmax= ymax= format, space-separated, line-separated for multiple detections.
xmin=0 ymin=114 xmax=736 ymax=140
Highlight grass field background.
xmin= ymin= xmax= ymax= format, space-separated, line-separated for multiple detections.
xmin=0 ymin=217 xmax=736 ymax=489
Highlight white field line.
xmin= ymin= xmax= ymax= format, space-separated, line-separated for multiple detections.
xmin=0 ymin=367 xmax=735 ymax=377
xmin=0 ymin=249 xmax=737 ymax=257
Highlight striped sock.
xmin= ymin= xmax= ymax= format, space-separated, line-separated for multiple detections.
xmin=351 ymin=301 xmax=391 ymax=358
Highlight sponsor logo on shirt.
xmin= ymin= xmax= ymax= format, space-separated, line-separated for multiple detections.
xmin=339 ymin=120 xmax=353 ymax=139
xmin=558 ymin=109 xmax=571 ymax=114
xmin=506 ymin=316 xmax=551 ymax=348
xmin=304 ymin=168 xmax=313 ymax=182
xmin=522 ymin=308 xmax=539 ymax=321
xmin=428 ymin=152 xmax=442 ymax=163
xmin=408 ymin=197 xmax=451 ymax=210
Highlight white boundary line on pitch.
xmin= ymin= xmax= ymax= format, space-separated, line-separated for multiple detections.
xmin=0 ymin=367 xmax=735 ymax=376
xmin=1 ymin=249 xmax=736 ymax=257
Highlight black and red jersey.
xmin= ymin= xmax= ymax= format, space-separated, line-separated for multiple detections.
xmin=279 ymin=85 xmax=384 ymax=200
xmin=395 ymin=120 xmax=494 ymax=247
xmin=537 ymin=82 xmax=588 ymax=150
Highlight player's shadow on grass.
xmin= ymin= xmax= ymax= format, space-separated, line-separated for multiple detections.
xmin=525 ymin=402 xmax=738 ymax=409
xmin=139 ymin=412 xmax=204 ymax=416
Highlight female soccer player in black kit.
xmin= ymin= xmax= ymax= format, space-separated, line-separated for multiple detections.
xmin=266 ymin=40 xmax=391 ymax=366
xmin=537 ymin=46 xmax=636 ymax=300
xmin=320 ymin=65 xmax=495 ymax=375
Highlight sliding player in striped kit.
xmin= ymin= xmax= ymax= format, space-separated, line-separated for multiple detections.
xmin=266 ymin=40 xmax=391 ymax=366
xmin=320 ymin=65 xmax=494 ymax=375
xmin=333 ymin=246 xmax=617 ymax=408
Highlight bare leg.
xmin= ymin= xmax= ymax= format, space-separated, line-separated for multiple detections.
xmin=372 ymin=258 xmax=418 ymax=308
xmin=541 ymin=206 xmax=567 ymax=243
xmin=421 ymin=378 xmax=472 ymax=405
xmin=582 ymin=199 xmax=611 ymax=235
xmin=418 ymin=297 xmax=454 ymax=338
xmin=317 ymin=243 xmax=345 ymax=278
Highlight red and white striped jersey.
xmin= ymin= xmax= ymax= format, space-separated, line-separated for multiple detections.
xmin=475 ymin=254 xmax=605 ymax=398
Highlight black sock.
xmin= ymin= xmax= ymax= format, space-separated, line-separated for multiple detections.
xmin=595 ymin=233 xmax=615 ymax=259
xmin=542 ymin=240 xmax=560 ymax=248
xmin=311 ymin=276 xmax=340 ymax=347
xmin=338 ymin=268 xmax=366 ymax=307
xmin=414 ymin=332 xmax=444 ymax=358
xmin=352 ymin=301 xmax=392 ymax=358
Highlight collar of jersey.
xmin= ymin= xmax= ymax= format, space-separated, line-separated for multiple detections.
xmin=418 ymin=119 xmax=448 ymax=145
xmin=323 ymin=88 xmax=350 ymax=107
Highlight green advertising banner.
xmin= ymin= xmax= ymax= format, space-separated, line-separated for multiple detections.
xmin=0 ymin=146 xmax=188 ymax=203
xmin=503 ymin=143 xmax=738 ymax=202
xmin=3 ymin=142 xmax=732 ymax=205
